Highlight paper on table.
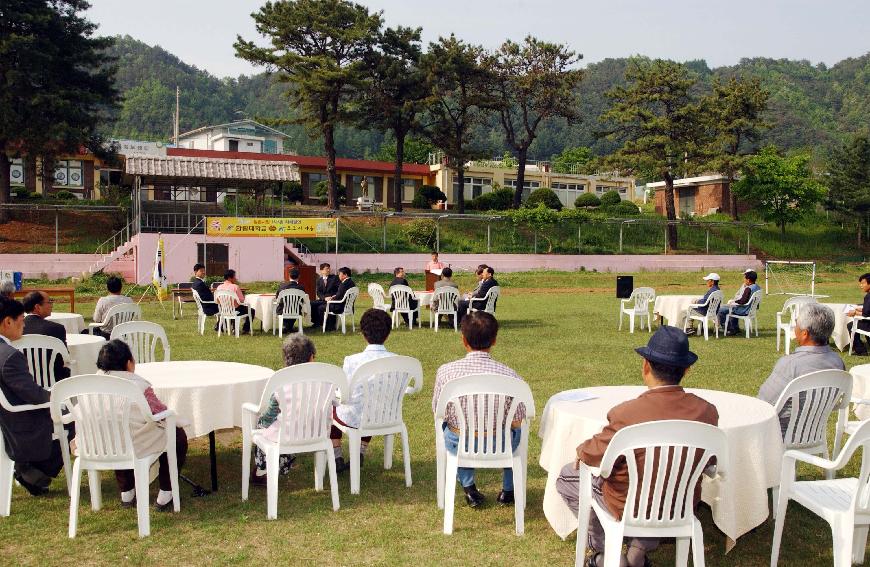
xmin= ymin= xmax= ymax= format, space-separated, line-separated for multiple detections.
xmin=553 ymin=390 xmax=599 ymax=403
xmin=844 ymin=304 xmax=858 ymax=314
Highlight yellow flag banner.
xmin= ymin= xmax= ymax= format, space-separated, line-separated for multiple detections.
xmin=206 ymin=217 xmax=337 ymax=238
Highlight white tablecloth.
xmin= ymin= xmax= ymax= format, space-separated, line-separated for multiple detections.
xmin=850 ymin=364 xmax=870 ymax=420
xmin=652 ymin=295 xmax=698 ymax=327
xmin=538 ymin=386 xmax=783 ymax=547
xmin=245 ymin=293 xmax=311 ymax=332
xmin=137 ymin=361 xmax=274 ymax=438
xmin=821 ymin=303 xmax=855 ymax=351
xmin=47 ymin=312 xmax=85 ymax=334
xmin=66 ymin=334 xmax=105 ymax=375
xmin=415 ymin=291 xmax=434 ymax=307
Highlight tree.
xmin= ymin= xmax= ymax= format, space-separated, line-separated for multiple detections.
xmin=419 ymin=35 xmax=492 ymax=214
xmin=600 ymin=58 xmax=710 ymax=250
xmin=732 ymin=146 xmax=825 ymax=234
xmin=485 ymin=37 xmax=583 ymax=208
xmin=826 ymin=135 xmax=870 ymax=244
xmin=234 ymin=0 xmax=381 ymax=209
xmin=704 ymin=75 xmax=770 ymax=219
xmin=359 ymin=26 xmax=428 ymax=212
xmin=552 ymin=146 xmax=596 ymax=174
xmin=0 ymin=0 xmax=118 ymax=220
xmin=372 ymin=136 xmax=435 ymax=164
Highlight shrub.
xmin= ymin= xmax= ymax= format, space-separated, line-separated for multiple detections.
xmin=418 ymin=185 xmax=447 ymax=206
xmin=525 ymin=187 xmax=563 ymax=210
xmin=599 ymin=190 xmax=622 ymax=207
xmin=54 ymin=190 xmax=77 ymax=200
xmin=469 ymin=187 xmax=514 ymax=211
xmin=280 ymin=181 xmax=304 ymax=202
xmin=403 ymin=218 xmax=437 ymax=249
xmin=411 ymin=194 xmax=429 ymax=209
xmin=574 ymin=192 xmax=601 ymax=208
xmin=13 ymin=187 xmax=30 ymax=200
xmin=314 ymin=180 xmax=347 ymax=205
xmin=606 ymin=200 xmax=641 ymax=216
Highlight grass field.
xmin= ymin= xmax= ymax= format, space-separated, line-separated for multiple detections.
xmin=0 ymin=269 xmax=863 ymax=566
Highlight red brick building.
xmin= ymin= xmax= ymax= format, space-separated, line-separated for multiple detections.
xmin=647 ymin=175 xmax=748 ymax=217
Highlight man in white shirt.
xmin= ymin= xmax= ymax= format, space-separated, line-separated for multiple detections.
xmin=330 ymin=309 xmax=396 ymax=472
xmin=91 ymin=276 xmax=133 ymax=338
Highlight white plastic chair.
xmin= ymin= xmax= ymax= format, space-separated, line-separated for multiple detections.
xmin=771 ymin=419 xmax=870 ymax=567
xmin=367 ymin=283 xmax=391 ymax=312
xmin=13 ymin=334 xmax=71 ymax=390
xmin=323 ymin=287 xmax=359 ymax=334
xmin=50 ymin=374 xmax=180 ymax=538
xmin=434 ymin=373 xmax=535 ymax=535
xmin=724 ymin=289 xmax=763 ymax=338
xmin=468 ymin=286 xmax=500 ymax=315
xmin=388 ymin=285 xmax=421 ymax=330
xmin=618 ymin=287 xmax=656 ymax=334
xmin=333 ymin=356 xmax=423 ymax=495
xmin=684 ymin=290 xmax=723 ymax=340
xmin=110 ymin=321 xmax=170 ymax=363
xmin=851 ymin=316 xmax=870 ymax=356
xmin=430 ymin=287 xmax=460 ymax=332
xmin=87 ymin=303 xmax=141 ymax=335
xmin=770 ymin=369 xmax=852 ymax=514
xmin=273 ymin=289 xmax=309 ymax=337
xmin=241 ymin=362 xmax=348 ymax=519
xmin=215 ymin=290 xmax=253 ymax=337
xmin=191 ymin=289 xmax=219 ymax=335
xmin=574 ymin=421 xmax=728 ymax=567
xmin=776 ymin=296 xmax=817 ymax=354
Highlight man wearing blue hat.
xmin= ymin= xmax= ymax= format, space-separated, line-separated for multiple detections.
xmin=555 ymin=326 xmax=719 ymax=567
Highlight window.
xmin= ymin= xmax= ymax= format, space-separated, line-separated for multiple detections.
xmin=678 ymin=187 xmax=697 ymax=216
xmin=595 ymin=185 xmax=608 ymax=194
xmin=618 ymin=187 xmax=627 ymax=194
xmin=452 ymin=176 xmax=492 ymax=200
xmin=263 ymin=139 xmax=277 ymax=154
xmin=504 ymin=177 xmax=540 ymax=201
xmin=349 ymin=175 xmax=383 ymax=202
xmin=389 ymin=178 xmax=420 ymax=202
xmin=304 ymin=172 xmax=329 ymax=199
xmin=54 ymin=160 xmax=83 ymax=187
xmin=9 ymin=158 xmax=24 ymax=186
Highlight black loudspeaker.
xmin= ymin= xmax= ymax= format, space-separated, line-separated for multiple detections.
xmin=616 ymin=275 xmax=634 ymax=299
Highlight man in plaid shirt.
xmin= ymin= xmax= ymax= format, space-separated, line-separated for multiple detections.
xmin=432 ymin=311 xmax=527 ymax=508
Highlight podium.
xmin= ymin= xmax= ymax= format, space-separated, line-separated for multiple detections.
xmin=286 ymin=264 xmax=317 ymax=301
xmin=424 ymin=269 xmax=441 ymax=291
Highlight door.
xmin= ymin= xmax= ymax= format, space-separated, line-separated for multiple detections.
xmin=229 ymin=139 xmax=239 ymax=152
xmin=197 ymin=243 xmax=229 ymax=278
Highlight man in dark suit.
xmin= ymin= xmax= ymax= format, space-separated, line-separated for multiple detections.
xmin=311 ymin=263 xmax=339 ymax=327
xmin=191 ymin=263 xmax=219 ymax=316
xmin=457 ymin=266 xmax=498 ymax=326
xmin=315 ymin=267 xmax=356 ymax=331
xmin=22 ymin=291 xmax=70 ymax=381
xmin=848 ymin=272 xmax=870 ymax=355
xmin=389 ymin=266 xmax=418 ymax=326
xmin=0 ymin=297 xmax=68 ymax=496
xmin=276 ymin=267 xmax=307 ymax=332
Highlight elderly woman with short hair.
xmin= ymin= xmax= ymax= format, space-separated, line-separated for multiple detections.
xmin=0 ymin=280 xmax=15 ymax=299
xmin=250 ymin=333 xmax=317 ymax=485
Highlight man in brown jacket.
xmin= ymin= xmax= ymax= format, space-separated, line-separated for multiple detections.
xmin=556 ymin=326 xmax=719 ymax=567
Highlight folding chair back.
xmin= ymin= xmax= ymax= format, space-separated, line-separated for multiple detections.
xmin=111 ymin=321 xmax=170 ymax=363
xmin=13 ymin=334 xmax=70 ymax=390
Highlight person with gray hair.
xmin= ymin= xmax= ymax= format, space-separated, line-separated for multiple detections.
xmin=249 ymin=334 xmax=317 ymax=485
xmin=758 ymin=303 xmax=845 ymax=434
xmin=0 ymin=280 xmax=15 ymax=299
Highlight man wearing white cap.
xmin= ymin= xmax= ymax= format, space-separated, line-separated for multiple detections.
xmin=685 ymin=273 xmax=720 ymax=335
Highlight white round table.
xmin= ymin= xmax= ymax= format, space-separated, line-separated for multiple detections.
xmin=136 ymin=361 xmax=274 ymax=493
xmin=538 ymin=386 xmax=783 ymax=549
xmin=821 ymin=303 xmax=855 ymax=351
xmin=47 ymin=312 xmax=85 ymax=334
xmin=66 ymin=334 xmax=105 ymax=375
xmin=850 ymin=364 xmax=870 ymax=420
xmin=415 ymin=291 xmax=434 ymax=307
xmin=245 ymin=293 xmax=311 ymax=332
xmin=652 ymin=295 xmax=697 ymax=327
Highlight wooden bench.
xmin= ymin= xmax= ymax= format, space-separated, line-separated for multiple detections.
xmin=13 ymin=287 xmax=76 ymax=311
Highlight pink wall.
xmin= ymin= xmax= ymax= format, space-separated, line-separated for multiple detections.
xmin=134 ymin=233 xmax=286 ymax=284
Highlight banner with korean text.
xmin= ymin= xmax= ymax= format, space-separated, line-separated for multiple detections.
xmin=206 ymin=217 xmax=337 ymax=238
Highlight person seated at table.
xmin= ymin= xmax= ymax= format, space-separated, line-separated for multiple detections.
xmin=555 ymin=326 xmax=718 ymax=567
xmin=847 ymin=272 xmax=870 ymax=355
xmin=314 ymin=267 xmax=356 ymax=332
xmin=330 ymin=309 xmax=396 ymax=473
xmin=250 ymin=334 xmax=317 ymax=485
xmin=310 ymin=263 xmax=339 ymax=328
xmin=0 ymin=279 xmax=15 ymax=300
xmin=215 ymin=269 xmax=252 ymax=334
xmin=457 ymin=266 xmax=498 ymax=326
xmin=684 ymin=272 xmax=720 ymax=336
xmin=22 ymin=291 xmax=70 ymax=380
xmin=426 ymin=251 xmax=445 ymax=272
xmin=93 ymin=339 xmax=188 ymax=511
xmin=275 ymin=267 xmax=307 ymax=333
xmin=191 ymin=263 xmax=219 ymax=316
xmin=717 ymin=270 xmax=761 ymax=336
xmin=91 ymin=275 xmax=134 ymax=339
xmin=0 ymin=297 xmax=71 ymax=496
xmin=389 ymin=267 xmax=418 ymax=327
xmin=758 ymin=303 xmax=844 ymax=435
xmin=432 ymin=311 xmax=527 ymax=508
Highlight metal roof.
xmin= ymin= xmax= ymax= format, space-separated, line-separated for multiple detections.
xmin=176 ymin=119 xmax=291 ymax=140
xmin=125 ymin=154 xmax=300 ymax=182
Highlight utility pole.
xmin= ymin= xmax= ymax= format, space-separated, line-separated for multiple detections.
xmin=174 ymin=86 xmax=180 ymax=146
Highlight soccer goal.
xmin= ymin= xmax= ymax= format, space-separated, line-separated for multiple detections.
xmin=764 ymin=260 xmax=816 ymax=296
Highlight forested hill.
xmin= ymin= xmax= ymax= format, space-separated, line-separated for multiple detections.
xmin=106 ymin=35 xmax=870 ymax=161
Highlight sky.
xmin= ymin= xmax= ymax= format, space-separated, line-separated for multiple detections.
xmin=86 ymin=0 xmax=870 ymax=78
